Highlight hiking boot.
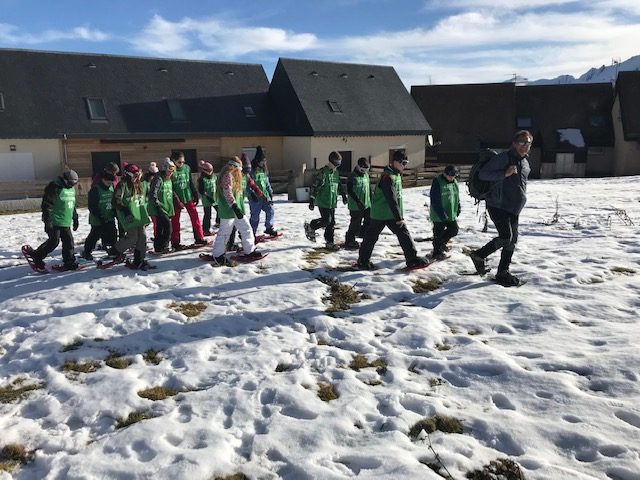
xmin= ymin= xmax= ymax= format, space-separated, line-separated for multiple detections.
xmin=213 ymin=255 xmax=237 ymax=267
xmin=344 ymin=240 xmax=360 ymax=250
xmin=81 ymin=250 xmax=94 ymax=261
xmin=173 ymin=244 xmax=189 ymax=251
xmin=355 ymin=260 xmax=376 ymax=271
xmin=303 ymin=222 xmax=316 ymax=242
xmin=194 ymin=238 xmax=208 ymax=246
xmin=61 ymin=262 xmax=79 ymax=271
xmin=325 ymin=242 xmax=341 ymax=251
xmin=494 ymin=270 xmax=521 ymax=287
xmin=406 ymin=256 xmax=430 ymax=269
xmin=241 ymin=249 xmax=263 ymax=259
xmin=470 ymin=251 xmax=488 ymax=274
xmin=264 ymin=227 xmax=279 ymax=237
xmin=431 ymin=251 xmax=448 ymax=261
xmin=204 ymin=231 xmax=215 ymax=237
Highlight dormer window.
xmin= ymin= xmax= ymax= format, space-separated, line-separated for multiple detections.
xmin=244 ymin=106 xmax=256 ymax=118
xmin=327 ymin=100 xmax=342 ymax=114
xmin=166 ymin=100 xmax=187 ymax=122
xmin=85 ymin=97 xmax=107 ymax=121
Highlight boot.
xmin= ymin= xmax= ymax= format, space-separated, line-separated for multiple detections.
xmin=264 ymin=227 xmax=278 ymax=237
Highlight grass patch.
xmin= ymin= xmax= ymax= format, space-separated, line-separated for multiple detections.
xmin=168 ymin=301 xmax=207 ymax=318
xmin=143 ymin=348 xmax=162 ymax=365
xmin=429 ymin=377 xmax=446 ymax=388
xmin=365 ymin=379 xmax=382 ymax=386
xmin=62 ymin=360 xmax=101 ymax=373
xmin=214 ymin=474 xmax=249 ymax=480
xmin=316 ymin=337 xmax=329 ymax=346
xmin=60 ymin=340 xmax=83 ymax=352
xmin=435 ymin=343 xmax=452 ymax=351
xmin=137 ymin=386 xmax=180 ymax=401
xmin=317 ymin=275 xmax=362 ymax=312
xmin=0 ymin=378 xmax=42 ymax=404
xmin=465 ymin=458 xmax=525 ymax=479
xmin=317 ymin=382 xmax=339 ymax=402
xmin=116 ymin=410 xmax=156 ymax=429
xmin=105 ymin=353 xmax=132 ymax=369
xmin=610 ymin=266 xmax=636 ymax=275
xmin=0 ymin=443 xmax=34 ymax=473
xmin=348 ymin=354 xmax=388 ymax=374
xmin=408 ymin=415 xmax=464 ymax=439
xmin=412 ymin=278 xmax=442 ymax=293
xmin=303 ymin=247 xmax=335 ymax=266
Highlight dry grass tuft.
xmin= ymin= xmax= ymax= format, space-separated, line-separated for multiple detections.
xmin=0 ymin=378 xmax=42 ymax=404
xmin=435 ymin=343 xmax=452 ymax=351
xmin=60 ymin=340 xmax=84 ymax=352
xmin=317 ymin=382 xmax=339 ymax=402
xmin=348 ymin=354 xmax=387 ymax=374
xmin=168 ymin=301 xmax=207 ymax=317
xmin=316 ymin=275 xmax=362 ymax=312
xmin=0 ymin=443 xmax=34 ymax=473
xmin=105 ymin=353 xmax=132 ymax=369
xmin=214 ymin=474 xmax=249 ymax=480
xmin=412 ymin=278 xmax=442 ymax=293
xmin=62 ymin=360 xmax=101 ymax=374
xmin=465 ymin=457 xmax=525 ymax=479
xmin=143 ymin=348 xmax=162 ymax=365
xmin=137 ymin=386 xmax=180 ymax=401
xmin=408 ymin=415 xmax=464 ymax=439
xmin=116 ymin=410 xmax=156 ymax=429
xmin=610 ymin=266 xmax=636 ymax=275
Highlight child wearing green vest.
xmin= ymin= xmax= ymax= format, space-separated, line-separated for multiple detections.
xmin=304 ymin=151 xmax=347 ymax=249
xmin=82 ymin=169 xmax=117 ymax=260
xmin=197 ymin=160 xmax=218 ymax=235
xmin=248 ymin=146 xmax=278 ymax=237
xmin=110 ymin=163 xmax=153 ymax=270
xmin=344 ymin=157 xmax=371 ymax=249
xmin=429 ymin=165 xmax=461 ymax=260
xmin=356 ymin=151 xmax=428 ymax=270
xmin=170 ymin=151 xmax=206 ymax=249
xmin=24 ymin=170 xmax=80 ymax=271
xmin=148 ymin=158 xmax=177 ymax=254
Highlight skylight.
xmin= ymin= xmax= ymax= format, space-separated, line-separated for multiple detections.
xmin=327 ymin=100 xmax=342 ymax=113
xmin=85 ymin=97 xmax=107 ymax=121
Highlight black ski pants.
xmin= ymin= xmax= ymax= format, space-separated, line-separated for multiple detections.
xmin=153 ymin=214 xmax=172 ymax=252
xmin=475 ymin=206 xmax=519 ymax=273
xmin=33 ymin=226 xmax=76 ymax=266
xmin=310 ymin=207 xmax=335 ymax=244
xmin=346 ymin=208 xmax=370 ymax=243
xmin=432 ymin=220 xmax=459 ymax=254
xmin=84 ymin=220 xmax=117 ymax=255
xmin=358 ymin=219 xmax=418 ymax=265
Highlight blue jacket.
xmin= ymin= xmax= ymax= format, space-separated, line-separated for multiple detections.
xmin=479 ymin=149 xmax=531 ymax=215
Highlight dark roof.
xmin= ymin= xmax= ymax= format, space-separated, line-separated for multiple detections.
xmin=0 ymin=48 xmax=282 ymax=138
xmin=616 ymin=71 xmax=640 ymax=140
xmin=411 ymin=83 xmax=516 ymax=152
xmin=269 ymin=58 xmax=430 ymax=136
xmin=516 ymin=83 xmax=615 ymax=155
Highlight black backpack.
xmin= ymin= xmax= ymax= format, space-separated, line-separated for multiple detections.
xmin=466 ymin=148 xmax=497 ymax=204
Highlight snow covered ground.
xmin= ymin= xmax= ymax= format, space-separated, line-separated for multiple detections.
xmin=1 ymin=176 xmax=639 ymax=480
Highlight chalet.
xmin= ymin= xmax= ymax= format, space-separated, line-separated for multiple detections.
xmin=613 ymin=71 xmax=640 ymax=175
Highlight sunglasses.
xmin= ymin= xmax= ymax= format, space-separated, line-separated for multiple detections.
xmin=399 ymin=159 xmax=409 ymax=166
xmin=516 ymin=140 xmax=532 ymax=146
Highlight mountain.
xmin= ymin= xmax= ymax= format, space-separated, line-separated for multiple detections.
xmin=528 ymin=54 xmax=640 ymax=85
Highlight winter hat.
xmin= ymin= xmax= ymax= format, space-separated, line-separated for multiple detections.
xmin=328 ymin=151 xmax=342 ymax=167
xmin=62 ymin=169 xmax=79 ymax=186
xmin=148 ymin=162 xmax=159 ymax=174
xmin=392 ymin=150 xmax=408 ymax=164
xmin=444 ymin=165 xmax=459 ymax=177
xmin=160 ymin=157 xmax=176 ymax=172
xmin=105 ymin=162 xmax=120 ymax=176
xmin=228 ymin=156 xmax=242 ymax=168
xmin=199 ymin=160 xmax=214 ymax=174
xmin=357 ymin=157 xmax=370 ymax=170
xmin=124 ymin=163 xmax=141 ymax=178
xmin=253 ymin=146 xmax=265 ymax=163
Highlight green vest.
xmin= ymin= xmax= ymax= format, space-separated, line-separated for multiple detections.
xmin=216 ymin=174 xmax=244 ymax=219
xmin=347 ymin=172 xmax=371 ymax=211
xmin=252 ymin=170 xmax=270 ymax=200
xmin=149 ymin=176 xmax=175 ymax=218
xmin=430 ymin=176 xmax=459 ymax=222
xmin=89 ymin=184 xmax=114 ymax=226
xmin=201 ymin=175 xmax=217 ymax=207
xmin=116 ymin=182 xmax=150 ymax=230
xmin=172 ymin=165 xmax=193 ymax=203
xmin=313 ymin=167 xmax=340 ymax=209
xmin=52 ymin=180 xmax=76 ymax=227
xmin=370 ymin=168 xmax=403 ymax=221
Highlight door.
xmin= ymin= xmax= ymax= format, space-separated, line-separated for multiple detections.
xmin=172 ymin=149 xmax=198 ymax=172
xmin=337 ymin=150 xmax=352 ymax=173
xmin=91 ymin=151 xmax=121 ymax=177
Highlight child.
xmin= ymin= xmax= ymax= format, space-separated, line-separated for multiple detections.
xmin=148 ymin=158 xmax=176 ymax=254
xmin=344 ymin=157 xmax=371 ymax=249
xmin=23 ymin=170 xmax=80 ymax=271
xmin=429 ymin=165 xmax=461 ymax=260
xmin=304 ymin=151 xmax=347 ymax=249
xmin=197 ymin=160 xmax=218 ymax=236
xmin=248 ymin=146 xmax=278 ymax=237
xmin=110 ymin=163 xmax=153 ymax=270
xmin=144 ymin=162 xmax=159 ymax=237
xmin=82 ymin=169 xmax=117 ymax=260
xmin=357 ymin=151 xmax=428 ymax=270
xmin=170 ymin=151 xmax=206 ymax=249
xmin=210 ymin=156 xmax=263 ymax=266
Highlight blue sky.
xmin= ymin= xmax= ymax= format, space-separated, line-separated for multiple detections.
xmin=1 ymin=0 xmax=639 ymax=86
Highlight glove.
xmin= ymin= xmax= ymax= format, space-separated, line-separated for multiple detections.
xmin=357 ymin=201 xmax=366 ymax=212
xmin=193 ymin=194 xmax=199 ymax=206
xmin=308 ymin=199 xmax=315 ymax=211
xmin=342 ymin=195 xmax=348 ymax=205
xmin=232 ymin=203 xmax=244 ymax=219
xmin=267 ymin=199 xmax=274 ymax=206
xmin=73 ymin=216 xmax=79 ymax=231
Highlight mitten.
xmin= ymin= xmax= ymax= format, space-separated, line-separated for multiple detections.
xmin=308 ymin=199 xmax=315 ymax=211
xmin=73 ymin=216 xmax=79 ymax=231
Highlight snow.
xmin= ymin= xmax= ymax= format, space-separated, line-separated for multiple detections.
xmin=530 ymin=54 xmax=640 ymax=85
xmin=557 ymin=128 xmax=586 ymax=148
xmin=1 ymin=176 xmax=640 ymax=479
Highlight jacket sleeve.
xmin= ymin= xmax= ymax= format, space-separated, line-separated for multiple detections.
xmin=189 ymin=169 xmax=198 ymax=199
xmin=346 ymin=174 xmax=363 ymax=206
xmin=149 ymin=175 xmax=162 ymax=209
xmin=247 ymin=176 xmax=265 ymax=200
xmin=429 ymin=178 xmax=447 ymax=221
xmin=221 ymin=173 xmax=236 ymax=207
xmin=87 ymin=187 xmax=101 ymax=217
xmin=197 ymin=176 xmax=205 ymax=195
xmin=309 ymin=169 xmax=325 ymax=200
xmin=41 ymin=181 xmax=59 ymax=222
xmin=380 ymin=176 xmax=402 ymax=221
xmin=112 ymin=182 xmax=126 ymax=212
xmin=478 ymin=151 xmax=509 ymax=182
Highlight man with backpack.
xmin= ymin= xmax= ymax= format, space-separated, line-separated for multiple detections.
xmin=469 ymin=130 xmax=532 ymax=287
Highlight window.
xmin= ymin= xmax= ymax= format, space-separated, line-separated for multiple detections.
xmin=516 ymin=116 xmax=532 ymax=128
xmin=0 ymin=93 xmax=4 ymax=111
xmin=327 ymin=100 xmax=342 ymax=113
xmin=91 ymin=151 xmax=121 ymax=176
xmin=166 ymin=100 xmax=187 ymax=122
xmin=244 ymin=106 xmax=256 ymax=118
xmin=86 ymin=97 xmax=107 ymax=121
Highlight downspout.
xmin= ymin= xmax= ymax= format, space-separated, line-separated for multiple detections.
xmin=62 ymin=133 xmax=69 ymax=169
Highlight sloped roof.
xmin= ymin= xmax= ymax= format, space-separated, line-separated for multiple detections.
xmin=269 ymin=58 xmax=430 ymax=136
xmin=0 ymin=48 xmax=282 ymax=138
xmin=616 ymin=71 xmax=640 ymax=140
xmin=516 ymin=83 xmax=614 ymax=154
xmin=411 ymin=83 xmax=516 ymax=153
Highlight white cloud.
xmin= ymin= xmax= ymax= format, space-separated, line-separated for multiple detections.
xmin=0 ymin=22 xmax=110 ymax=44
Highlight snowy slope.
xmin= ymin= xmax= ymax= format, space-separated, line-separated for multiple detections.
xmin=1 ymin=177 xmax=639 ymax=479
xmin=530 ymin=54 xmax=640 ymax=85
